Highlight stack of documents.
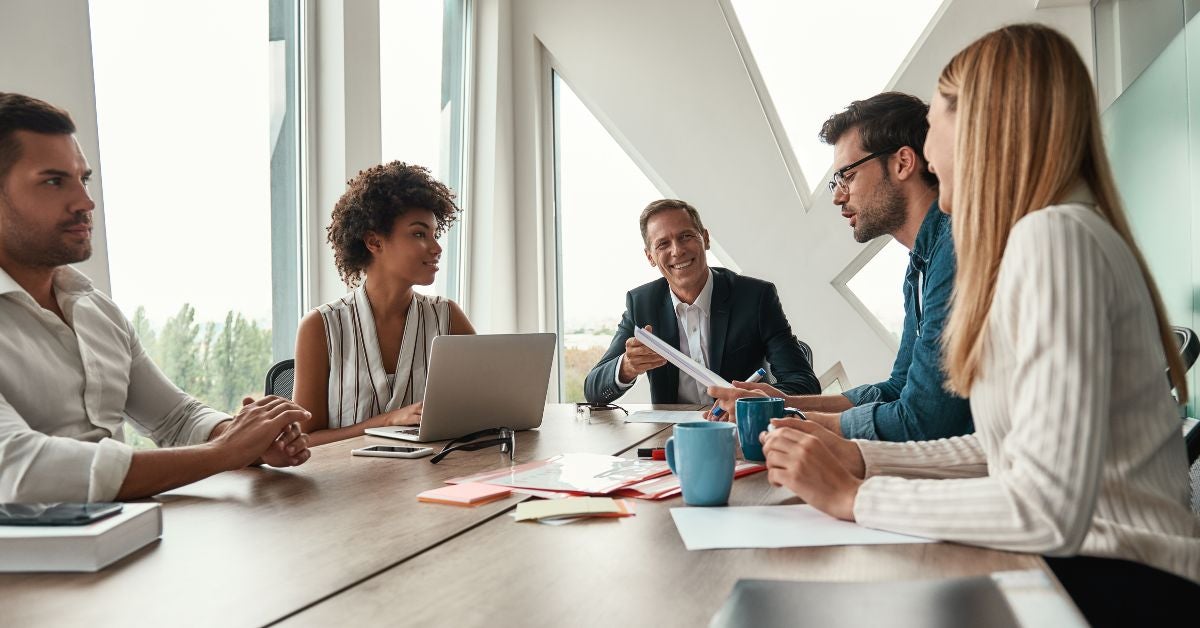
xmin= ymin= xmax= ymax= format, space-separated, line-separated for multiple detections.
xmin=615 ymin=462 xmax=765 ymax=500
xmin=447 ymin=453 xmax=671 ymax=496
xmin=417 ymin=483 xmax=512 ymax=507
xmin=513 ymin=497 xmax=635 ymax=525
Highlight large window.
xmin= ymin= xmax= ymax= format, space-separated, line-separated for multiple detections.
xmin=728 ymin=0 xmax=944 ymax=191
xmin=89 ymin=0 xmax=302 ymax=416
xmin=844 ymin=238 xmax=909 ymax=344
xmin=379 ymin=0 xmax=471 ymax=301
xmin=728 ymin=0 xmax=941 ymax=347
xmin=552 ymin=73 xmax=725 ymax=402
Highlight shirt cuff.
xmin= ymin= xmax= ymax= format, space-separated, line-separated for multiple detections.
xmin=852 ymin=475 xmax=891 ymax=524
xmin=854 ymin=439 xmax=897 ymax=479
xmin=87 ymin=437 xmax=134 ymax=502
xmin=841 ymin=383 xmax=882 ymax=406
xmin=613 ymin=355 xmax=635 ymax=389
xmin=839 ymin=403 xmax=879 ymax=440
xmin=187 ymin=409 xmax=233 ymax=445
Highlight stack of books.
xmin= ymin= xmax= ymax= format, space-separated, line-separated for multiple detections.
xmin=0 ymin=503 xmax=162 ymax=572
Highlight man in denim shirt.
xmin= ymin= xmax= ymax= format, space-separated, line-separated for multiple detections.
xmin=709 ymin=92 xmax=972 ymax=441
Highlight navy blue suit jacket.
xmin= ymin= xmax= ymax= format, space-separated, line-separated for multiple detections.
xmin=584 ymin=267 xmax=819 ymax=404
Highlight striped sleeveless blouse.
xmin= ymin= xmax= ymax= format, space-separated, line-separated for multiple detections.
xmin=316 ymin=287 xmax=451 ymax=428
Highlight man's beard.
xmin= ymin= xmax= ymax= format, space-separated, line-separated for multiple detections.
xmin=851 ymin=176 xmax=908 ymax=243
xmin=0 ymin=194 xmax=92 ymax=268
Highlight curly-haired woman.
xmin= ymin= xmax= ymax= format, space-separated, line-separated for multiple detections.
xmin=292 ymin=162 xmax=475 ymax=445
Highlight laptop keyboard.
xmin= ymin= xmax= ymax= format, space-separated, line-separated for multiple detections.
xmin=397 ymin=428 xmax=419 ymax=435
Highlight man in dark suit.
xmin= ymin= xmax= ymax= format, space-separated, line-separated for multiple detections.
xmin=585 ymin=199 xmax=819 ymax=406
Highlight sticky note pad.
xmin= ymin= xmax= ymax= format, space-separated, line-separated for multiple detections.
xmin=418 ymin=483 xmax=512 ymax=506
xmin=514 ymin=497 xmax=621 ymax=522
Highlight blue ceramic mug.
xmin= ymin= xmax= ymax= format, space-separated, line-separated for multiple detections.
xmin=735 ymin=397 xmax=787 ymax=462
xmin=665 ymin=422 xmax=737 ymax=506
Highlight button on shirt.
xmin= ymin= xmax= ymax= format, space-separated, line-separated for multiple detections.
xmin=615 ymin=270 xmax=715 ymax=404
xmin=0 ymin=266 xmax=229 ymax=503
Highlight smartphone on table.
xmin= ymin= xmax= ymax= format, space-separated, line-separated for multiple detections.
xmin=351 ymin=445 xmax=434 ymax=459
xmin=0 ymin=502 xmax=124 ymax=526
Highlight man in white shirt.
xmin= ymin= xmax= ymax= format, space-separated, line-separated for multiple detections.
xmin=0 ymin=92 xmax=311 ymax=503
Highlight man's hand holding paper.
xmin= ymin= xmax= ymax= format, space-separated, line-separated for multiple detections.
xmin=633 ymin=326 xmax=733 ymax=390
xmin=617 ymin=325 xmax=669 ymax=384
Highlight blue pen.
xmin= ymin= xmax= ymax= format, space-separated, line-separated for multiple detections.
xmin=710 ymin=367 xmax=768 ymax=419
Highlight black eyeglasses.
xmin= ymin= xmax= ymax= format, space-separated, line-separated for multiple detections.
xmin=827 ymin=147 xmax=901 ymax=194
xmin=574 ymin=402 xmax=628 ymax=416
xmin=430 ymin=427 xmax=516 ymax=464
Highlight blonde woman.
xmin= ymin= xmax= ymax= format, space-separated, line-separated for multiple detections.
xmin=757 ymin=24 xmax=1200 ymax=624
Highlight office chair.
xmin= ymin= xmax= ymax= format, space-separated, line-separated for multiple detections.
xmin=798 ymin=339 xmax=813 ymax=368
xmin=1171 ymin=328 xmax=1200 ymax=460
xmin=264 ymin=359 xmax=296 ymax=400
xmin=1171 ymin=327 xmax=1200 ymax=513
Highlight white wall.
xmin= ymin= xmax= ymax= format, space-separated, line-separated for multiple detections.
xmin=476 ymin=0 xmax=1094 ymax=389
xmin=310 ymin=0 xmax=383 ymax=308
xmin=0 ymin=0 xmax=111 ymax=295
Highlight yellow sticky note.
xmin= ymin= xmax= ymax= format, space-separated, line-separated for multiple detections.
xmin=514 ymin=497 xmax=621 ymax=522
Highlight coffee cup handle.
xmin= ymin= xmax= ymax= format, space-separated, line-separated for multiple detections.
xmin=665 ymin=437 xmax=677 ymax=475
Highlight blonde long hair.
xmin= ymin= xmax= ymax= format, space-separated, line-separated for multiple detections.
xmin=939 ymin=23 xmax=1187 ymax=402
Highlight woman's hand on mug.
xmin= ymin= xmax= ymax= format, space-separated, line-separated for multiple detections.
xmin=765 ymin=418 xmax=865 ymax=479
xmin=760 ymin=421 xmax=864 ymax=521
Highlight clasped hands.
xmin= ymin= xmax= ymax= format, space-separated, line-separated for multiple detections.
xmin=210 ymin=396 xmax=313 ymax=470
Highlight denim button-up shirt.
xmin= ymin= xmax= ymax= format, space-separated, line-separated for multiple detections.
xmin=840 ymin=202 xmax=973 ymax=441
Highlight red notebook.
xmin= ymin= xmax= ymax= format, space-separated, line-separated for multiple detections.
xmin=417 ymin=483 xmax=513 ymax=507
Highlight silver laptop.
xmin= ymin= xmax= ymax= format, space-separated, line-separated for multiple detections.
xmin=364 ymin=333 xmax=556 ymax=442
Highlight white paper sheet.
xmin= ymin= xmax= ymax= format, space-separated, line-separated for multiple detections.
xmin=670 ymin=504 xmax=935 ymax=550
xmin=634 ymin=326 xmax=731 ymax=388
xmin=625 ymin=410 xmax=707 ymax=424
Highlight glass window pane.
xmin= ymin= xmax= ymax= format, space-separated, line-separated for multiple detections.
xmin=553 ymin=73 xmax=724 ymax=402
xmin=89 ymin=0 xmax=299 ymax=415
xmin=845 ymin=238 xmax=909 ymax=342
xmin=729 ymin=0 xmax=943 ymax=188
xmin=379 ymin=0 xmax=469 ymax=301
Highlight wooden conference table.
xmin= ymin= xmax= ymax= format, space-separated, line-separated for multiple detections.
xmin=2 ymin=405 xmax=1060 ymax=627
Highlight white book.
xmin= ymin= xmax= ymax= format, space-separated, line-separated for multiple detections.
xmin=0 ymin=503 xmax=162 ymax=572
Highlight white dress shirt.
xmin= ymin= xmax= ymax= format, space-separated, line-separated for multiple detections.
xmin=616 ymin=270 xmax=714 ymax=404
xmin=0 ymin=266 xmax=229 ymax=503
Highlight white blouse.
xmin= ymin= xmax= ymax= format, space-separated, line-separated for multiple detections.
xmin=852 ymin=199 xmax=1200 ymax=584
xmin=316 ymin=287 xmax=450 ymax=428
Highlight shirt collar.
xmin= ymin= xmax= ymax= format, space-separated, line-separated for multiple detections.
xmin=669 ymin=269 xmax=714 ymax=316
xmin=911 ymin=198 xmax=948 ymax=264
xmin=0 ymin=264 xmax=93 ymax=300
xmin=0 ymin=266 xmax=21 ymax=296
xmin=52 ymin=265 xmax=94 ymax=295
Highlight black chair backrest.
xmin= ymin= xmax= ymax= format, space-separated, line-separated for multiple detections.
xmin=264 ymin=359 xmax=296 ymax=400
xmin=1173 ymin=327 xmax=1199 ymax=373
xmin=798 ymin=339 xmax=813 ymax=368
xmin=1171 ymin=328 xmax=1200 ymax=466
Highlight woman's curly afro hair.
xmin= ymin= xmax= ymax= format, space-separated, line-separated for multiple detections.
xmin=326 ymin=161 xmax=461 ymax=286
